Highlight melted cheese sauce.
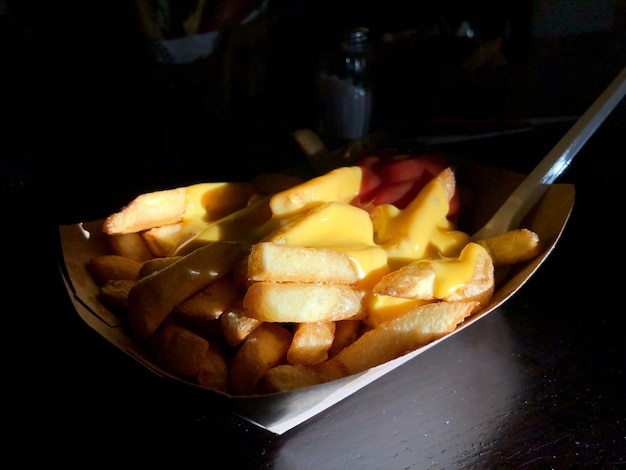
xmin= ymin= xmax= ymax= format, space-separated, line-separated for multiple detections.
xmin=174 ymin=165 xmax=485 ymax=326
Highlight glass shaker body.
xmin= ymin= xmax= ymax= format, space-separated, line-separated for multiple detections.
xmin=316 ymin=27 xmax=373 ymax=145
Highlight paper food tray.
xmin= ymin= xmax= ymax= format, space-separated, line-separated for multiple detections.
xmin=58 ymin=162 xmax=575 ymax=435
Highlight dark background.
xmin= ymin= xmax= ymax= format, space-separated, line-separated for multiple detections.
xmin=3 ymin=1 xmax=626 ymax=462
xmin=3 ymin=0 xmax=625 ymax=213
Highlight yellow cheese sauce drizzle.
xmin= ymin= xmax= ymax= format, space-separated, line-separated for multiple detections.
xmin=176 ymin=165 xmax=484 ymax=325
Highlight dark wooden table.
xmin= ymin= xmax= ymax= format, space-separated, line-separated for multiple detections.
xmin=8 ymin=116 xmax=625 ymax=466
xmin=5 ymin=2 xmax=625 ymax=464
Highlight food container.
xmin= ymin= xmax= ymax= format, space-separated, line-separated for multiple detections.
xmin=58 ymin=160 xmax=574 ymax=434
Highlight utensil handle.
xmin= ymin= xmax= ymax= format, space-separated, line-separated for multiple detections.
xmin=472 ymin=66 xmax=626 ymax=240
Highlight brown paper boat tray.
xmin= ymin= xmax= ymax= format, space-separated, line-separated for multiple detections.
xmin=58 ymin=160 xmax=575 ymax=434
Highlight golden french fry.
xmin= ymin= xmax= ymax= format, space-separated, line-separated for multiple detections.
xmin=292 ymin=128 xmax=332 ymax=169
xmin=243 ymin=282 xmax=366 ymax=323
xmin=220 ymin=308 xmax=262 ymax=347
xmin=139 ymin=256 xmax=181 ymax=278
xmin=175 ymin=275 xmax=240 ymax=322
xmin=287 ymin=321 xmax=336 ymax=365
xmin=127 ymin=241 xmax=246 ymax=340
xmin=263 ymin=361 xmax=347 ymax=392
xmin=333 ymin=300 xmax=477 ymax=374
xmin=104 ymin=182 xmax=256 ymax=236
xmin=148 ymin=323 xmax=209 ymax=378
xmin=229 ymin=323 xmax=292 ymax=395
xmin=89 ymin=254 xmax=143 ymax=284
xmin=107 ymin=232 xmax=154 ymax=261
xmin=264 ymin=300 xmax=477 ymax=393
xmin=141 ymin=223 xmax=186 ymax=257
xmin=173 ymin=317 xmax=224 ymax=343
xmin=173 ymin=196 xmax=274 ymax=255
xmin=98 ymin=279 xmax=135 ymax=312
xmin=232 ymin=254 xmax=252 ymax=292
xmin=247 ymin=242 xmax=359 ymax=284
xmin=269 ymin=167 xmax=362 ymax=216
xmin=104 ymin=187 xmax=187 ymax=234
xmin=196 ymin=344 xmax=229 ymax=393
xmin=374 ymin=263 xmax=436 ymax=300
xmin=475 ymin=228 xmax=541 ymax=267
xmin=328 ymin=319 xmax=361 ymax=358
xmin=373 ymin=242 xmax=494 ymax=312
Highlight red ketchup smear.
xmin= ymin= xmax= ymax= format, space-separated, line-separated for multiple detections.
xmin=353 ymin=151 xmax=460 ymax=221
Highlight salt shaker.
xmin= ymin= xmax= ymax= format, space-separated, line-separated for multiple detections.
xmin=316 ymin=27 xmax=373 ymax=146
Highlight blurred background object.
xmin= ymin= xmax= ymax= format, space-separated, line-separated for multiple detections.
xmin=315 ymin=26 xmax=374 ymax=148
xmin=3 ymin=0 xmax=625 ymax=206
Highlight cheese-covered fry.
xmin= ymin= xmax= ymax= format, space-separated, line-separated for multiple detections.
xmin=127 ymin=241 xmax=245 ymax=340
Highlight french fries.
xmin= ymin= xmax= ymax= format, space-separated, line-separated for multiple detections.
xmin=174 ymin=275 xmax=241 ymax=322
xmin=104 ymin=187 xmax=187 ymax=235
xmin=98 ymin=279 xmax=135 ymax=312
xmin=127 ymin=241 xmax=245 ymax=340
xmin=89 ymin=254 xmax=143 ymax=284
xmin=107 ymin=232 xmax=154 ymax=261
xmin=88 ymin=133 xmax=545 ymax=396
xmin=248 ymin=242 xmax=359 ymax=284
xmin=148 ymin=323 xmax=210 ymax=378
xmin=243 ymin=282 xmax=366 ymax=323
xmin=196 ymin=344 xmax=230 ymax=393
xmin=264 ymin=300 xmax=477 ymax=392
xmin=328 ymin=319 xmax=361 ymax=358
xmin=475 ymin=228 xmax=541 ymax=267
xmin=373 ymin=242 xmax=494 ymax=313
xmin=220 ymin=308 xmax=262 ymax=347
xmin=287 ymin=321 xmax=336 ymax=365
xmin=229 ymin=323 xmax=292 ymax=395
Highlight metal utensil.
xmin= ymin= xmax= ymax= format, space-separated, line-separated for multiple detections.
xmin=472 ymin=66 xmax=626 ymax=241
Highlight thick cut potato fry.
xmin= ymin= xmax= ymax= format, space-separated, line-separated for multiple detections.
xmin=220 ymin=308 xmax=262 ymax=346
xmin=127 ymin=241 xmax=245 ymax=340
xmin=264 ymin=300 xmax=477 ymax=392
xmin=248 ymin=242 xmax=359 ymax=284
xmin=107 ymin=232 xmax=154 ymax=261
xmin=139 ymin=256 xmax=181 ymax=278
xmin=98 ymin=279 xmax=135 ymax=311
xmin=374 ymin=262 xmax=436 ymax=300
xmin=243 ymin=282 xmax=366 ymax=323
xmin=104 ymin=187 xmax=187 ymax=234
xmin=475 ymin=228 xmax=541 ymax=267
xmin=173 ymin=196 xmax=274 ymax=255
xmin=373 ymin=242 xmax=494 ymax=312
xmin=141 ymin=223 xmax=186 ymax=257
xmin=89 ymin=254 xmax=143 ymax=284
xmin=332 ymin=300 xmax=476 ymax=374
xmin=148 ymin=323 xmax=209 ymax=378
xmin=104 ymin=182 xmax=256 ymax=236
xmin=196 ymin=344 xmax=229 ymax=393
xmin=229 ymin=323 xmax=292 ymax=395
xmin=232 ymin=254 xmax=252 ymax=291
xmin=328 ymin=319 xmax=361 ymax=358
xmin=292 ymin=128 xmax=332 ymax=169
xmin=173 ymin=317 xmax=224 ymax=343
xmin=263 ymin=361 xmax=348 ymax=392
xmin=175 ymin=275 xmax=240 ymax=322
xmin=287 ymin=321 xmax=336 ymax=365
xmin=269 ymin=166 xmax=363 ymax=217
